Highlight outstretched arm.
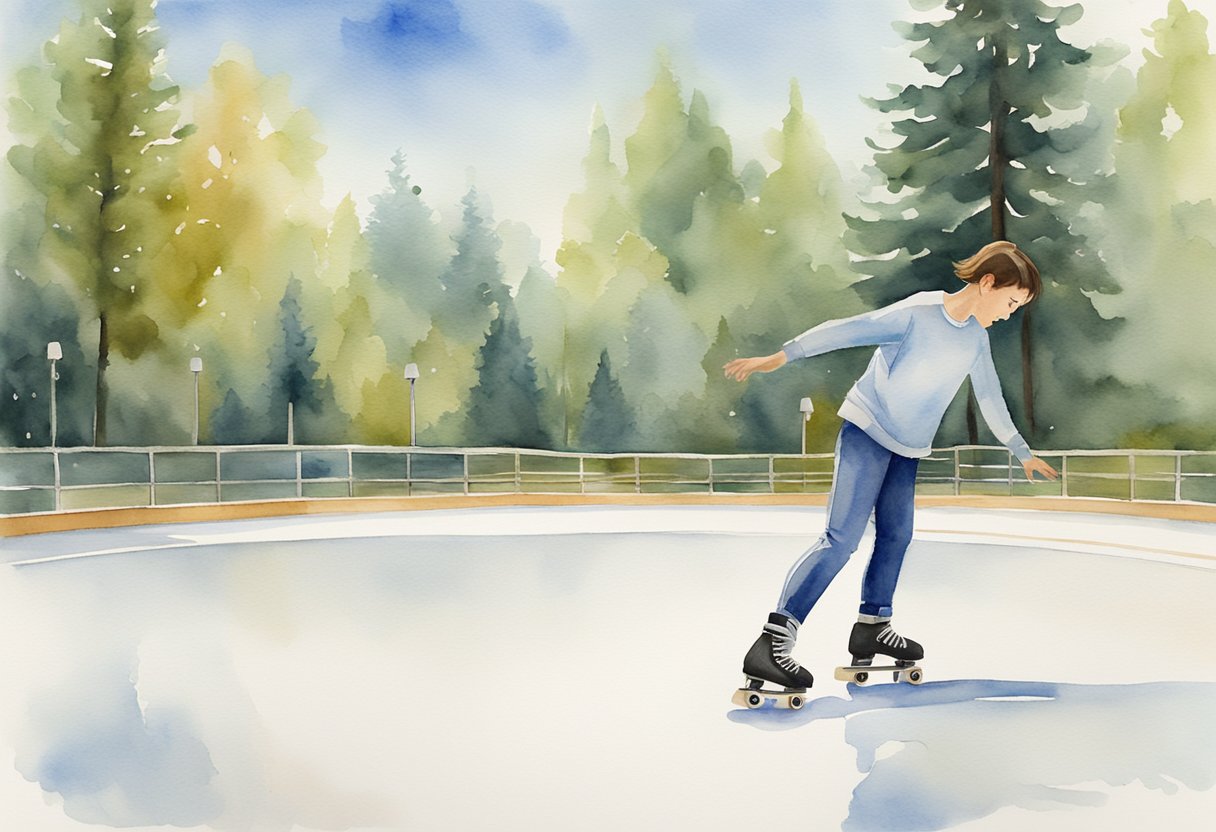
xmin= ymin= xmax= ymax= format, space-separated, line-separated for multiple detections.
xmin=971 ymin=341 xmax=1059 ymax=482
xmin=725 ymin=300 xmax=915 ymax=382
xmin=723 ymin=351 xmax=787 ymax=382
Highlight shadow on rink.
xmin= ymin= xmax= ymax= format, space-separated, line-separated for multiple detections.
xmin=729 ymin=678 xmax=1216 ymax=831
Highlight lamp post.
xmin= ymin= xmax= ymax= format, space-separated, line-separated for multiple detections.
xmin=190 ymin=357 xmax=203 ymax=445
xmin=404 ymin=363 xmax=420 ymax=446
xmin=47 ymin=341 xmax=62 ymax=447
xmin=799 ymin=397 xmax=814 ymax=456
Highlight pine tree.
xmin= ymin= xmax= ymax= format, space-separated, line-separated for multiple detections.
xmin=435 ymin=188 xmax=509 ymax=346
xmin=464 ymin=290 xmax=552 ymax=448
xmin=555 ymin=105 xmax=660 ymax=446
xmin=174 ymin=45 xmax=331 ymax=444
xmin=846 ymin=0 xmax=1126 ymax=449
xmin=266 ymin=277 xmax=336 ymax=444
xmin=365 ymin=151 xmax=448 ymax=357
xmin=578 ymin=349 xmax=636 ymax=452
xmin=3 ymin=63 xmax=92 ymax=446
xmin=7 ymin=0 xmax=192 ymax=444
xmin=623 ymin=57 xmax=735 ymax=294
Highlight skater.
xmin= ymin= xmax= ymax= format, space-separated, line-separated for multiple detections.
xmin=725 ymin=241 xmax=1059 ymax=695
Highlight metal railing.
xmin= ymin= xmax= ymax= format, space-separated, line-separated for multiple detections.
xmin=1 ymin=444 xmax=1214 ymax=516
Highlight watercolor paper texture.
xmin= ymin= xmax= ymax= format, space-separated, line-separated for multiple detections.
xmin=2 ymin=1 xmax=1215 ymax=830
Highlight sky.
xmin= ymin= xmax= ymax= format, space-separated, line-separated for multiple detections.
xmin=3 ymin=0 xmax=1213 ymax=266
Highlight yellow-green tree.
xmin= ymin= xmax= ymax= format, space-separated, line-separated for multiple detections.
xmin=7 ymin=0 xmax=192 ymax=444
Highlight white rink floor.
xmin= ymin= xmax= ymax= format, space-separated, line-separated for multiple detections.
xmin=1 ymin=505 xmax=1214 ymax=832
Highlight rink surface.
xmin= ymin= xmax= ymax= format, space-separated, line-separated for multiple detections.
xmin=1 ymin=505 xmax=1214 ymax=831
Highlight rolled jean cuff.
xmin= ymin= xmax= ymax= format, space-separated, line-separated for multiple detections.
xmin=858 ymin=606 xmax=892 ymax=623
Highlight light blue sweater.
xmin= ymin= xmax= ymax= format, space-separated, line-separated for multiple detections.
xmin=782 ymin=291 xmax=1033 ymax=462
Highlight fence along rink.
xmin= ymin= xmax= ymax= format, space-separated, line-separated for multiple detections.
xmin=0 ymin=445 xmax=1214 ymax=515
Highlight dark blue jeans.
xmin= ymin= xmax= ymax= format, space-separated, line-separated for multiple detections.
xmin=777 ymin=421 xmax=920 ymax=623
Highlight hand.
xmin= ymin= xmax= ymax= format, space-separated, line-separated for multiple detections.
xmin=1022 ymin=457 xmax=1059 ymax=482
xmin=724 ymin=352 xmax=787 ymax=382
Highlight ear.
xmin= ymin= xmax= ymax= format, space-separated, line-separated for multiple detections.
xmin=979 ymin=273 xmax=996 ymax=291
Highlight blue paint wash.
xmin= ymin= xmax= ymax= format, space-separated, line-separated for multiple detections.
xmin=342 ymin=0 xmax=476 ymax=68
xmin=22 ymin=664 xmax=221 ymax=827
xmin=730 ymin=679 xmax=1216 ymax=832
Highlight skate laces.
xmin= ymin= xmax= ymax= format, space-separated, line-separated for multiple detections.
xmin=877 ymin=624 xmax=907 ymax=649
xmin=765 ymin=617 xmax=806 ymax=674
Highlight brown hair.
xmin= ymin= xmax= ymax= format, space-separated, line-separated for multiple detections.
xmin=953 ymin=241 xmax=1041 ymax=301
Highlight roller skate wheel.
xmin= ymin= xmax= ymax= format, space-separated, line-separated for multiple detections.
xmin=788 ymin=695 xmax=804 ymax=710
xmin=853 ymin=671 xmax=869 ymax=685
xmin=746 ymin=692 xmax=764 ymax=708
xmin=908 ymin=669 xmax=924 ymax=685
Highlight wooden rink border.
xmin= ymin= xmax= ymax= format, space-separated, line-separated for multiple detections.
xmin=2 ymin=493 xmax=1215 ymax=538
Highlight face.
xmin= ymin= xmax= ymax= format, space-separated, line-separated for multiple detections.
xmin=977 ymin=275 xmax=1031 ymax=328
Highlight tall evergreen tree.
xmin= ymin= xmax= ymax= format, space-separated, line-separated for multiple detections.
xmin=846 ymin=0 xmax=1126 ymax=449
xmin=7 ymin=0 xmax=192 ymax=444
xmin=623 ymin=57 xmax=735 ymax=294
xmin=434 ymin=188 xmax=509 ymax=345
xmin=3 ymin=63 xmax=92 ymax=446
xmin=578 ymin=349 xmax=636 ymax=452
xmin=365 ymin=151 xmax=448 ymax=357
xmin=174 ymin=45 xmax=332 ymax=444
xmin=463 ymin=290 xmax=551 ymax=448
xmin=266 ymin=277 xmax=337 ymax=444
xmin=555 ymin=105 xmax=660 ymax=446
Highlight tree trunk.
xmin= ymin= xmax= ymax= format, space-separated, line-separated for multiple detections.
xmin=95 ymin=312 xmax=110 ymax=446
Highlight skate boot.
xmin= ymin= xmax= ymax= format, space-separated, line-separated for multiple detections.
xmin=835 ymin=621 xmax=926 ymax=685
xmin=733 ymin=613 xmax=815 ymax=709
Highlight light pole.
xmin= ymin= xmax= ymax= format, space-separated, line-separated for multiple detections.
xmin=190 ymin=357 xmax=203 ymax=445
xmin=404 ymin=363 xmax=420 ymax=446
xmin=47 ymin=342 xmax=62 ymax=447
xmin=799 ymin=397 xmax=814 ymax=456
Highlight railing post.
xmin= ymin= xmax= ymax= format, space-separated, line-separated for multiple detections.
xmin=1129 ymin=452 xmax=1136 ymax=502
xmin=347 ymin=448 xmax=354 ymax=498
xmin=953 ymin=448 xmax=961 ymax=496
xmin=1175 ymin=453 xmax=1182 ymax=503
xmin=708 ymin=457 xmax=715 ymax=494
xmin=215 ymin=450 xmax=222 ymax=503
xmin=1008 ymin=452 xmax=1013 ymax=496
xmin=579 ymin=456 xmax=585 ymax=495
xmin=768 ymin=456 xmax=775 ymax=494
xmin=464 ymin=453 xmax=470 ymax=496
xmin=296 ymin=449 xmax=303 ymax=498
xmin=635 ymin=456 xmax=641 ymax=494
xmin=149 ymin=450 xmax=157 ymax=506
xmin=1061 ymin=454 xmax=1069 ymax=498
xmin=515 ymin=451 xmax=521 ymax=493
xmin=53 ymin=448 xmax=62 ymax=512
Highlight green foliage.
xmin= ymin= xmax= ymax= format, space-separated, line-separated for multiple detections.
xmin=6 ymin=1 xmax=1210 ymax=455
xmin=365 ymin=152 xmax=448 ymax=354
xmin=578 ymin=349 xmax=636 ymax=452
xmin=846 ymin=0 xmax=1134 ymax=450
xmin=265 ymin=277 xmax=339 ymax=444
xmin=8 ymin=0 xmax=190 ymax=443
xmin=463 ymin=291 xmax=552 ymax=449
xmin=1081 ymin=0 xmax=1216 ymax=448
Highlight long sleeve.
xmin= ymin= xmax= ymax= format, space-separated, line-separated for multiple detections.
xmin=782 ymin=303 xmax=914 ymax=362
xmin=969 ymin=337 xmax=1033 ymax=463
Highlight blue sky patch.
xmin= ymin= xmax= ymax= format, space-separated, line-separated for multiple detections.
xmin=342 ymin=0 xmax=477 ymax=70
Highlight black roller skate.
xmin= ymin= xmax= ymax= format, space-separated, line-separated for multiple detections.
xmin=732 ymin=613 xmax=814 ymax=710
xmin=834 ymin=620 xmax=925 ymax=685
